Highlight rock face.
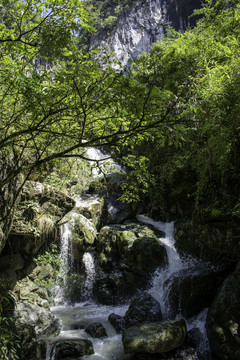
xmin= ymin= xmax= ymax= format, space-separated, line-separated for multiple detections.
xmin=90 ymin=0 xmax=202 ymax=66
xmin=206 ymin=260 xmax=240 ymax=360
xmin=13 ymin=276 xmax=61 ymax=360
xmin=0 ymin=181 xmax=75 ymax=287
xmin=122 ymin=319 xmax=187 ymax=354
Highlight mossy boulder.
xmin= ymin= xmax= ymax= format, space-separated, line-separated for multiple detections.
xmin=61 ymin=210 xmax=97 ymax=266
xmin=175 ymin=219 xmax=239 ymax=264
xmin=94 ymin=223 xmax=167 ymax=304
xmin=122 ymin=319 xmax=187 ymax=354
xmin=97 ymin=223 xmax=167 ymax=277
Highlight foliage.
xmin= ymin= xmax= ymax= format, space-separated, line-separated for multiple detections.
xmin=0 ymin=281 xmax=20 ymax=360
xmin=33 ymin=244 xmax=61 ymax=288
xmin=0 ymin=0 xmax=168 ymax=215
xmin=119 ymin=0 xmax=240 ymax=218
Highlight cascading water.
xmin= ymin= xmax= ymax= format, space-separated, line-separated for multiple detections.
xmin=46 ymin=148 xmax=212 ymax=359
xmin=82 ymin=251 xmax=96 ymax=300
xmin=54 ymin=222 xmax=74 ymax=304
xmin=137 ymin=214 xmax=184 ymax=317
xmin=137 ymin=214 xmax=212 ymax=359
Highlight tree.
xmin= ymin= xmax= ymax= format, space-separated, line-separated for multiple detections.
xmin=119 ymin=0 xmax=240 ymax=218
xmin=0 ymin=0 xmax=180 ymax=247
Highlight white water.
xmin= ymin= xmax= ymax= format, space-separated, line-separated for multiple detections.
xmin=48 ymin=210 xmax=211 ymax=359
xmin=82 ymin=252 xmax=96 ymax=300
xmin=85 ymin=147 xmax=124 ymax=178
xmin=137 ymin=214 xmax=211 ymax=358
xmin=46 ymin=303 xmax=128 ymax=360
xmin=137 ymin=214 xmax=186 ymax=317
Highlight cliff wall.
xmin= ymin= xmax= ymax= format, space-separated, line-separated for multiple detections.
xmin=90 ymin=0 xmax=202 ymax=65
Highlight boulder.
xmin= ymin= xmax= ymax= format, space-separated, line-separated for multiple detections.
xmin=166 ymin=265 xmax=227 ymax=318
xmin=206 ymin=260 xmax=240 ymax=360
xmin=61 ymin=210 xmax=97 ymax=266
xmin=15 ymin=301 xmax=60 ymax=337
xmin=122 ymin=319 xmax=187 ymax=354
xmin=175 ymin=220 xmax=238 ymax=264
xmin=131 ymin=347 xmax=198 ymax=360
xmin=95 ymin=223 xmax=167 ymax=303
xmin=53 ymin=339 xmax=94 ymax=359
xmin=124 ymin=293 xmax=162 ymax=328
xmin=108 ymin=313 xmax=125 ymax=333
xmin=13 ymin=277 xmax=60 ymax=350
xmin=93 ymin=272 xmax=134 ymax=304
xmin=75 ymin=195 xmax=108 ymax=230
xmin=85 ymin=322 xmax=108 ymax=338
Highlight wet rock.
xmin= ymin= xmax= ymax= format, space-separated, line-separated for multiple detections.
xmin=61 ymin=210 xmax=97 ymax=265
xmin=122 ymin=319 xmax=187 ymax=354
xmin=54 ymin=339 xmax=94 ymax=359
xmin=166 ymin=265 xmax=226 ymax=318
xmin=131 ymin=347 xmax=198 ymax=359
xmin=85 ymin=322 xmax=108 ymax=338
xmin=124 ymin=292 xmax=162 ymax=328
xmin=175 ymin=220 xmax=238 ymax=265
xmin=108 ymin=313 xmax=125 ymax=333
xmin=93 ymin=272 xmax=136 ymax=305
xmin=206 ymin=260 xmax=240 ymax=360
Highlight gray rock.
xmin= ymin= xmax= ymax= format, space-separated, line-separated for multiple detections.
xmin=122 ymin=319 xmax=187 ymax=354
xmin=75 ymin=195 xmax=108 ymax=230
xmin=124 ymin=292 xmax=162 ymax=328
xmin=108 ymin=313 xmax=125 ymax=333
xmin=15 ymin=301 xmax=60 ymax=337
xmin=90 ymin=0 xmax=202 ymax=67
xmin=53 ymin=339 xmax=94 ymax=359
xmin=85 ymin=322 xmax=107 ymax=338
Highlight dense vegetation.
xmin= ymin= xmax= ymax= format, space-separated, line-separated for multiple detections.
xmin=1 ymin=0 xmax=240 ymax=357
xmin=121 ymin=0 xmax=240 ymax=220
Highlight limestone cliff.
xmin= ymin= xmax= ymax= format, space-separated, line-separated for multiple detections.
xmin=90 ymin=0 xmax=202 ymax=65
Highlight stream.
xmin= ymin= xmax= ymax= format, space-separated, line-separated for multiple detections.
xmin=45 ymin=149 xmax=211 ymax=360
xmin=46 ymin=214 xmax=211 ymax=360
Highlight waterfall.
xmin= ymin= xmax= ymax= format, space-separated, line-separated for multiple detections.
xmin=85 ymin=147 xmax=124 ymax=178
xmin=60 ymin=222 xmax=73 ymax=275
xmin=82 ymin=251 xmax=96 ymax=300
xmin=137 ymin=214 xmax=197 ymax=319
